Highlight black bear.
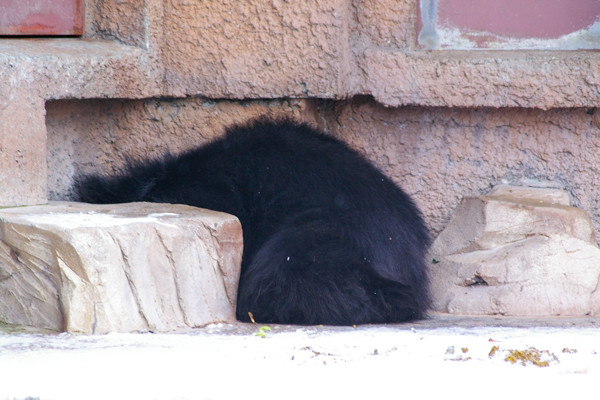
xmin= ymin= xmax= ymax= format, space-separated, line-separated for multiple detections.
xmin=75 ymin=118 xmax=430 ymax=325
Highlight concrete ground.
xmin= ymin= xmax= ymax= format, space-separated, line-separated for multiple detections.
xmin=1 ymin=314 xmax=599 ymax=400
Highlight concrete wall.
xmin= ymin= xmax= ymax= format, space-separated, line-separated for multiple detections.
xmin=320 ymin=100 xmax=600 ymax=236
xmin=46 ymin=98 xmax=317 ymax=200
xmin=4 ymin=0 xmax=600 ymax=240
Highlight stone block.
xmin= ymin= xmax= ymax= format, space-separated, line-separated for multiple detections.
xmin=161 ymin=0 xmax=353 ymax=98
xmin=0 ymin=202 xmax=243 ymax=333
xmin=429 ymin=186 xmax=600 ymax=316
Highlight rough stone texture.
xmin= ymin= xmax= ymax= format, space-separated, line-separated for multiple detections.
xmin=46 ymin=96 xmax=600 ymax=244
xmin=0 ymin=91 xmax=47 ymax=206
xmin=428 ymin=186 xmax=600 ymax=317
xmin=161 ymin=0 xmax=354 ymax=98
xmin=351 ymin=0 xmax=417 ymax=49
xmin=87 ymin=0 xmax=150 ymax=47
xmin=0 ymin=39 xmax=160 ymax=100
xmin=431 ymin=186 xmax=596 ymax=256
xmin=359 ymin=49 xmax=600 ymax=109
xmin=158 ymin=0 xmax=600 ymax=107
xmin=3 ymin=0 xmax=600 ymax=206
xmin=0 ymin=39 xmax=160 ymax=206
xmin=5 ymin=1 xmax=600 ymax=328
xmin=46 ymin=98 xmax=318 ymax=200
xmin=320 ymin=98 xmax=600 ymax=238
xmin=0 ymin=202 xmax=243 ymax=333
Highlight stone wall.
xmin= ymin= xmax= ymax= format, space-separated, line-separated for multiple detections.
xmin=45 ymin=98 xmax=317 ymax=200
xmin=320 ymin=100 xmax=600 ymax=237
xmin=47 ymin=97 xmax=600 ymax=240
xmin=3 ymin=0 xmax=600 ymax=240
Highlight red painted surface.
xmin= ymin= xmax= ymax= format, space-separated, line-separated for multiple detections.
xmin=438 ymin=0 xmax=600 ymax=39
xmin=0 ymin=0 xmax=84 ymax=36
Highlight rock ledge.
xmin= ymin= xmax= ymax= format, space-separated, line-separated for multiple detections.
xmin=429 ymin=186 xmax=600 ymax=316
xmin=0 ymin=202 xmax=243 ymax=333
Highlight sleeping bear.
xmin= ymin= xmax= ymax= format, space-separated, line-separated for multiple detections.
xmin=75 ymin=118 xmax=430 ymax=325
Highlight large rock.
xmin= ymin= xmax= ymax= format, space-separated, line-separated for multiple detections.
xmin=430 ymin=185 xmax=600 ymax=316
xmin=0 ymin=202 xmax=243 ymax=333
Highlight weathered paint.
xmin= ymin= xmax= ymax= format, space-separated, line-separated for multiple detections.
xmin=419 ymin=0 xmax=600 ymax=49
xmin=0 ymin=0 xmax=84 ymax=36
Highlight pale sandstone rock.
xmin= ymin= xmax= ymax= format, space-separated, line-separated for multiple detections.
xmin=430 ymin=186 xmax=600 ymax=317
xmin=0 ymin=202 xmax=242 ymax=333
xmin=487 ymin=185 xmax=571 ymax=206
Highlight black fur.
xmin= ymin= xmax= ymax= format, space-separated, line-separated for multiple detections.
xmin=75 ymin=119 xmax=430 ymax=325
